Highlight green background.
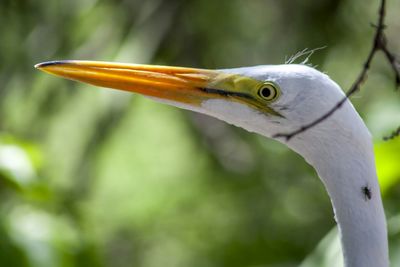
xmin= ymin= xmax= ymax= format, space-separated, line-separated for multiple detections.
xmin=0 ymin=0 xmax=399 ymax=266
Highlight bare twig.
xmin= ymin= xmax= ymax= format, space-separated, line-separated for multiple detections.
xmin=274 ymin=0 xmax=400 ymax=141
xmin=380 ymin=41 xmax=400 ymax=87
xmin=383 ymin=126 xmax=400 ymax=141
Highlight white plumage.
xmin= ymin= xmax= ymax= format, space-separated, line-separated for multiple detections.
xmin=36 ymin=60 xmax=389 ymax=267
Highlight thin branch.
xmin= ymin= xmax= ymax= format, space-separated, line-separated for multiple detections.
xmin=383 ymin=126 xmax=400 ymax=141
xmin=274 ymin=0 xmax=400 ymax=141
xmin=380 ymin=39 xmax=400 ymax=87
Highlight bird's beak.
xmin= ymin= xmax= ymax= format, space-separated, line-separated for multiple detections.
xmin=35 ymin=60 xmax=236 ymax=106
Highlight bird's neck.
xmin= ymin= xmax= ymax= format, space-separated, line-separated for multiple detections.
xmin=287 ymin=118 xmax=389 ymax=267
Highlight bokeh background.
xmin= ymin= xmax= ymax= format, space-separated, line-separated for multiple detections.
xmin=0 ymin=0 xmax=399 ymax=266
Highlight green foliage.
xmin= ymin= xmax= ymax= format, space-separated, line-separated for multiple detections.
xmin=0 ymin=0 xmax=399 ymax=266
xmin=375 ymin=138 xmax=400 ymax=194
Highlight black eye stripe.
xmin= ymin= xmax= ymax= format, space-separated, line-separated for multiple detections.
xmin=198 ymin=86 xmax=283 ymax=117
xmin=199 ymin=87 xmax=255 ymax=100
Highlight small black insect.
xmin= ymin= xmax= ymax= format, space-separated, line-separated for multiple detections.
xmin=362 ymin=185 xmax=372 ymax=201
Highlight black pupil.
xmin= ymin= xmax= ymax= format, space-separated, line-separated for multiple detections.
xmin=261 ymin=87 xmax=272 ymax=98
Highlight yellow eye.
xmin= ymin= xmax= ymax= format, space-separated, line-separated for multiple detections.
xmin=257 ymin=82 xmax=280 ymax=101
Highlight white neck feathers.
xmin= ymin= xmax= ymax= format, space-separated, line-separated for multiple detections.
xmin=287 ymin=103 xmax=389 ymax=267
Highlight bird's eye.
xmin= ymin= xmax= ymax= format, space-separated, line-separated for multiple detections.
xmin=257 ymin=82 xmax=280 ymax=101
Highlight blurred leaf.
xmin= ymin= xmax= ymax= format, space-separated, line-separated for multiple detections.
xmin=299 ymin=228 xmax=343 ymax=267
xmin=375 ymin=138 xmax=400 ymax=194
xmin=0 ymin=142 xmax=36 ymax=191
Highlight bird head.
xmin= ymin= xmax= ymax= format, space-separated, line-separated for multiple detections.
xmin=35 ymin=61 xmax=346 ymax=141
xmin=35 ymin=61 xmax=389 ymax=267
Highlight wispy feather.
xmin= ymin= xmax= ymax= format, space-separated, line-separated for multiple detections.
xmin=285 ymin=46 xmax=327 ymax=67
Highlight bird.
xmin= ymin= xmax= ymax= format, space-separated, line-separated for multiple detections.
xmin=35 ymin=60 xmax=389 ymax=267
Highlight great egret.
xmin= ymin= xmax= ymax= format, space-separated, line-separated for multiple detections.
xmin=35 ymin=60 xmax=389 ymax=267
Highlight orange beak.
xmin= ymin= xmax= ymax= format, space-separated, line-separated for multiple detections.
xmin=35 ymin=60 xmax=224 ymax=105
xmin=35 ymin=60 xmax=281 ymax=116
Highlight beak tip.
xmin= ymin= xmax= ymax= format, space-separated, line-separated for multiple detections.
xmin=35 ymin=60 xmax=72 ymax=69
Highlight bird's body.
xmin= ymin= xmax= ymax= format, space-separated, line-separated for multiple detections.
xmin=36 ymin=61 xmax=389 ymax=267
